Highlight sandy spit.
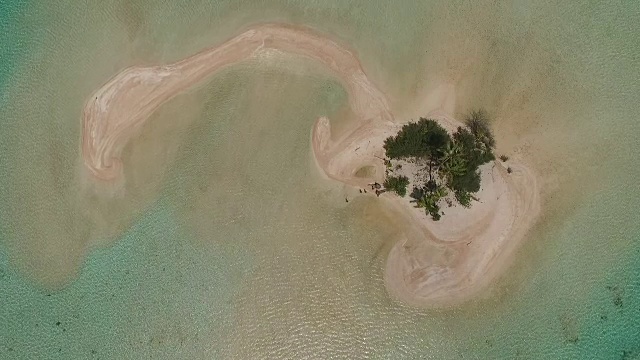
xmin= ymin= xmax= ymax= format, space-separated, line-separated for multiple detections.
xmin=82 ymin=23 xmax=540 ymax=307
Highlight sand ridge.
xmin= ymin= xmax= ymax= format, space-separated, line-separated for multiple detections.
xmin=83 ymin=23 xmax=392 ymax=181
xmin=82 ymin=23 xmax=540 ymax=307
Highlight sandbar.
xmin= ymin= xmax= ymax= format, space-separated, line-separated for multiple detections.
xmin=82 ymin=23 xmax=540 ymax=307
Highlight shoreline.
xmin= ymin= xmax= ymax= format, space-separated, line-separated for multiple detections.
xmin=83 ymin=22 xmax=540 ymax=307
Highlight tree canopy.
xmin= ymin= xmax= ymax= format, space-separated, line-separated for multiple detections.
xmin=382 ymin=112 xmax=496 ymax=220
xmin=383 ymin=118 xmax=450 ymax=160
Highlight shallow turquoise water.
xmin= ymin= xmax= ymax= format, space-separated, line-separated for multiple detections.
xmin=0 ymin=199 xmax=248 ymax=358
xmin=1 ymin=1 xmax=639 ymax=358
xmin=0 ymin=0 xmax=28 ymax=106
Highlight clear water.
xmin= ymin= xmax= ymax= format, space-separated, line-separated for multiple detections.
xmin=1 ymin=0 xmax=639 ymax=358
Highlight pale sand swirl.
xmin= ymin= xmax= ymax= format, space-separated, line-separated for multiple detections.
xmin=82 ymin=23 xmax=539 ymax=306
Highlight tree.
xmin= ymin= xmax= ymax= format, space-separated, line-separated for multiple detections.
xmin=383 ymin=118 xmax=450 ymax=160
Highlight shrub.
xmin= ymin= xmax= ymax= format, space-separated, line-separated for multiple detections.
xmin=384 ymin=175 xmax=410 ymax=197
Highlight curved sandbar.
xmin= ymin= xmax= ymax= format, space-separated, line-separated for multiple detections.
xmin=83 ymin=23 xmax=392 ymax=181
xmin=82 ymin=23 xmax=539 ymax=307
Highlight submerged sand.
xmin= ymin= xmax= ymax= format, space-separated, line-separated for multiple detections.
xmin=82 ymin=23 xmax=539 ymax=307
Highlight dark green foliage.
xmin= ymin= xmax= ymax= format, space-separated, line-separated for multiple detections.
xmin=445 ymin=125 xmax=492 ymax=198
xmin=382 ymin=110 xmax=496 ymax=220
xmin=499 ymin=155 xmax=509 ymax=162
xmin=383 ymin=118 xmax=450 ymax=160
xmin=449 ymin=167 xmax=481 ymax=194
xmin=410 ymin=186 xmax=425 ymax=200
xmin=384 ymin=175 xmax=410 ymax=197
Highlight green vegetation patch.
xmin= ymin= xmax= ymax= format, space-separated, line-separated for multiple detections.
xmin=382 ymin=110 xmax=495 ymax=220
xmin=383 ymin=175 xmax=410 ymax=197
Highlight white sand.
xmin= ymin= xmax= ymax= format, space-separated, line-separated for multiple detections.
xmin=82 ymin=23 xmax=540 ymax=307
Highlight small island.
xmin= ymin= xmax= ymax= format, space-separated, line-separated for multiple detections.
xmin=382 ymin=110 xmax=497 ymax=220
xmin=80 ymin=22 xmax=540 ymax=307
